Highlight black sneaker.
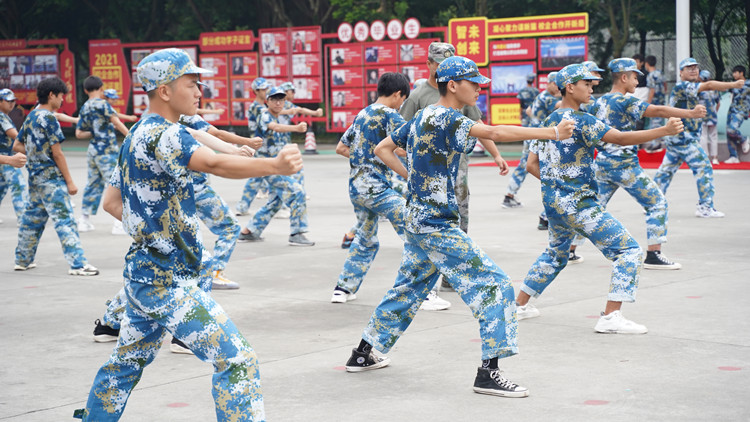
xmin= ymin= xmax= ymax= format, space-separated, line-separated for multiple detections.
xmin=568 ymin=250 xmax=584 ymax=264
xmin=238 ymin=231 xmax=263 ymax=242
xmin=93 ymin=319 xmax=119 ymax=343
xmin=345 ymin=348 xmax=391 ymax=372
xmin=170 ymin=337 xmax=194 ymax=354
xmin=537 ymin=216 xmax=548 ymax=231
xmin=643 ymin=250 xmax=682 ymax=270
xmin=473 ymin=367 xmax=529 ymax=398
xmin=502 ymin=195 xmax=523 ymax=209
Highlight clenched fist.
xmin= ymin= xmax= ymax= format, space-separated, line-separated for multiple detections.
xmin=555 ymin=119 xmax=575 ymax=140
xmin=275 ymin=144 xmax=304 ymax=175
xmin=664 ymin=117 xmax=684 ymax=136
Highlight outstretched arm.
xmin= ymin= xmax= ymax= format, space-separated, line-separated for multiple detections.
xmin=698 ymin=79 xmax=744 ymax=93
xmin=644 ymin=104 xmax=706 ymax=119
xmin=207 ymin=126 xmax=263 ymax=149
xmin=268 ymin=121 xmax=307 ymax=133
xmin=603 ymin=117 xmax=683 ymax=145
xmin=188 ymin=143 xmax=303 ymax=179
xmin=110 ymin=115 xmax=130 ymax=137
xmin=469 ymin=119 xmax=574 ymax=143
xmin=0 ymin=152 xmax=26 ymax=168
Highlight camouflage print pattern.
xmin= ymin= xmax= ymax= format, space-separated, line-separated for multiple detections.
xmin=506 ymin=140 xmax=531 ymax=197
xmin=455 ymin=154 xmax=470 ymax=233
xmin=245 ymin=174 xmax=308 ymax=235
xmin=516 ymin=85 xmax=540 ymax=127
xmin=530 ymin=91 xmax=559 ymax=127
xmin=15 ymin=178 xmax=88 ymax=268
xmin=256 ymin=109 xmax=290 ymax=158
xmin=362 ymin=228 xmax=518 ymax=360
xmin=0 ymin=163 xmax=28 ymax=220
xmin=81 ymin=149 xmax=118 ymax=216
xmin=76 ymin=98 xmax=118 ymax=155
xmin=337 ymin=189 xmax=406 ymax=294
xmin=725 ymin=82 xmax=750 ymax=157
xmin=247 ymin=101 xmax=266 ymax=136
xmin=195 ymin=183 xmax=240 ymax=272
xmin=236 ymin=177 xmax=269 ymax=214
xmin=647 ymin=69 xmax=666 ymax=106
xmin=82 ymin=113 xmax=262 ymax=420
xmin=136 ymin=48 xmax=211 ymax=92
xmin=522 ymin=209 xmax=643 ymax=302
xmin=83 ymin=281 xmax=264 ymax=421
xmin=699 ymin=90 xmax=720 ymax=126
xmin=653 ymin=141 xmax=715 ymax=207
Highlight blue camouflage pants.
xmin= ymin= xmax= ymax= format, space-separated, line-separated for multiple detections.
xmin=15 ymin=177 xmax=87 ymax=269
xmin=653 ymin=140 xmax=715 ymax=207
xmin=0 ymin=163 xmax=28 ymax=219
xmin=81 ymin=151 xmax=117 ymax=216
xmin=196 ymin=183 xmax=240 ymax=272
xmin=523 ymin=207 xmax=643 ymax=303
xmin=362 ymin=228 xmax=518 ymax=360
xmin=245 ymin=174 xmax=308 ymax=235
xmin=236 ymin=178 xmax=269 ymax=214
xmin=83 ymin=280 xmax=264 ymax=421
xmin=506 ymin=140 xmax=530 ymax=197
xmin=725 ymin=112 xmax=747 ymax=158
xmin=337 ymin=189 xmax=406 ymax=294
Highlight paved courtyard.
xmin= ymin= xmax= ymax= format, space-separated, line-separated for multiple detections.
xmin=1 ymin=142 xmax=748 ymax=421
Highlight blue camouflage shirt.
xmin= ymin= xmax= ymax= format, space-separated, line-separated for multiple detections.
xmin=113 ymin=113 xmax=203 ymax=286
xmin=698 ymin=90 xmax=720 ymax=126
xmin=341 ymin=103 xmax=406 ymax=198
xmin=517 ymin=86 xmax=539 ymax=126
xmin=728 ymin=80 xmax=750 ymax=116
xmin=76 ymin=98 xmax=118 ymax=155
xmin=0 ymin=112 xmax=15 ymax=155
xmin=647 ymin=70 xmax=666 ymax=105
xmin=591 ymin=93 xmax=649 ymax=158
xmin=178 ymin=114 xmax=212 ymax=188
xmin=535 ymin=108 xmax=611 ymax=216
xmin=247 ymin=100 xmax=266 ymax=136
xmin=530 ymin=90 xmax=559 ymax=127
xmin=391 ymin=104 xmax=477 ymax=234
xmin=17 ymin=108 xmax=65 ymax=181
xmin=280 ymin=100 xmax=296 ymax=125
xmin=256 ymin=109 xmax=290 ymax=157
xmin=667 ymin=81 xmax=702 ymax=145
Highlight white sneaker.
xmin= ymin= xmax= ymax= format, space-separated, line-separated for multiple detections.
xmin=78 ymin=217 xmax=95 ymax=232
xmin=594 ymin=310 xmax=648 ymax=334
xmin=419 ymin=290 xmax=451 ymax=311
xmin=695 ymin=204 xmax=725 ymax=218
xmin=111 ymin=220 xmax=127 ymax=235
xmin=274 ymin=207 xmax=291 ymax=219
xmin=256 ymin=190 xmax=268 ymax=199
xmin=517 ymin=303 xmax=540 ymax=320
xmin=212 ymin=270 xmax=240 ymax=290
xmin=68 ymin=264 xmax=99 ymax=276
xmin=724 ymin=156 xmax=740 ymax=164
xmin=14 ymin=263 xmax=37 ymax=271
xmin=711 ymin=158 xmax=719 ymax=165
xmin=331 ymin=289 xmax=357 ymax=303
xmin=742 ymin=139 xmax=750 ymax=154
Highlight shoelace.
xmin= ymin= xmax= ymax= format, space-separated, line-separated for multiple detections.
xmin=490 ymin=370 xmax=518 ymax=390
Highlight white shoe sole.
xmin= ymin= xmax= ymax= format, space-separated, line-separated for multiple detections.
xmin=170 ymin=343 xmax=194 ymax=354
xmin=14 ymin=263 xmax=37 ymax=271
xmin=419 ymin=303 xmax=451 ymax=311
xmin=517 ymin=311 xmax=540 ymax=321
xmin=93 ymin=334 xmax=118 ymax=343
xmin=345 ymin=356 xmax=391 ymax=372
xmin=473 ymin=386 xmax=530 ymax=398
xmin=331 ymin=293 xmax=357 ymax=303
xmin=212 ymin=283 xmax=240 ymax=290
xmin=643 ymin=263 xmax=682 ymax=270
xmin=595 ymin=327 xmax=648 ymax=334
xmin=568 ymin=257 xmax=584 ymax=264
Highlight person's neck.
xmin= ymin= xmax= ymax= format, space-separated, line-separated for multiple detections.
xmin=39 ymin=103 xmax=55 ymax=112
xmin=87 ymin=91 xmax=103 ymax=100
xmin=428 ymin=74 xmax=438 ymax=89
xmin=148 ymin=101 xmax=180 ymax=123
xmin=560 ymin=96 xmax=581 ymax=110
xmin=610 ymin=83 xmax=629 ymax=95
xmin=436 ymin=93 xmax=463 ymax=110
xmin=645 ymin=65 xmax=655 ymax=73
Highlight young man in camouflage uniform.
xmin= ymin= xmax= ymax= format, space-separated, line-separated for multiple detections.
xmin=75 ymin=75 xmax=131 ymax=233
xmin=76 ymin=48 xmax=303 ymax=422
xmin=724 ymin=65 xmax=750 ymax=163
xmin=643 ymin=55 xmax=667 ymax=152
xmin=698 ymin=70 xmax=721 ymax=164
xmin=236 ymin=77 xmax=272 ymax=216
xmin=653 ymin=58 xmax=744 ymax=217
xmin=345 ymin=56 xmax=575 ymax=398
xmin=0 ymin=88 xmax=28 ymax=223
xmin=12 ymin=77 xmax=99 ymax=276
xmin=516 ymin=63 xmax=684 ymax=333
xmin=502 ymin=73 xmax=539 ymax=209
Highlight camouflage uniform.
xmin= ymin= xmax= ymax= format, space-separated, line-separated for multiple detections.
xmin=77 ymin=97 xmax=119 ymax=216
xmin=725 ymin=80 xmax=750 ymax=158
xmin=336 ymin=103 xmax=408 ymax=294
xmin=236 ymin=100 xmax=270 ymax=214
xmin=527 ymin=89 xmax=559 ymax=219
xmin=361 ymin=105 xmax=518 ymax=360
xmin=505 ymin=85 xmax=540 ymax=198
xmin=522 ymin=109 xmax=643 ymax=302
xmin=0 ymin=111 xmax=27 ymax=219
xmin=698 ymin=89 xmax=720 ymax=157
xmin=14 ymin=109 xmax=90 ymax=269
xmin=81 ymin=113 xmax=263 ymax=421
xmin=654 ymin=81 xmax=716 ymax=207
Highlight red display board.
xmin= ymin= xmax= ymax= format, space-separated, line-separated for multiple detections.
xmin=228 ymin=52 xmax=258 ymax=126
xmin=290 ymin=28 xmax=321 ymax=54
xmin=292 ymin=53 xmax=321 ymax=76
xmin=259 ymin=29 xmax=289 ymax=55
xmin=363 ymin=41 xmax=399 ymax=65
xmin=260 ymin=54 xmax=288 ymax=78
xmin=200 ymin=30 xmax=254 ymax=52
xmin=329 ymin=44 xmax=363 ymax=67
xmin=397 ymin=39 xmax=433 ymax=64
xmin=331 ymin=88 xmax=365 ymax=109
xmin=488 ymin=13 xmax=589 ymax=39
xmin=489 ymin=38 xmax=536 ymax=62
xmin=330 ymin=109 xmax=359 ymax=129
xmin=89 ymin=40 xmax=131 ymax=115
xmin=363 ymin=66 xmax=398 ymax=86
xmin=200 ymin=53 xmax=230 ymax=126
xmin=292 ymin=77 xmax=321 ymax=101
xmin=489 ymin=97 xmax=521 ymax=125
xmin=448 ymin=17 xmax=489 ymax=66
xmin=330 ymin=67 xmax=364 ymax=88
xmin=398 ymin=65 xmax=429 ymax=84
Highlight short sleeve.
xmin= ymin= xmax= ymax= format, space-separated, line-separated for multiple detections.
xmin=180 ymin=114 xmax=212 ymax=132
xmin=386 ymin=109 xmax=406 ymax=135
xmin=108 ymin=164 xmax=122 ymax=190
xmin=581 ymin=113 xmax=611 ymax=148
xmin=447 ymin=111 xmax=478 ymax=154
xmin=155 ymin=124 xmax=201 ymax=179
xmin=340 ymin=123 xmax=355 ymax=147
xmin=626 ymin=96 xmax=650 ymax=120
xmin=391 ymin=119 xmax=411 ymax=149
xmin=103 ymin=101 xmax=115 ymax=119
xmin=258 ymin=110 xmax=273 ymax=138
xmin=46 ymin=114 xmax=65 ymax=146
xmin=0 ymin=113 xmax=14 ymax=132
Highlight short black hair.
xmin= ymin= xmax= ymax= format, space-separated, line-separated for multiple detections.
xmin=377 ymin=72 xmax=410 ymax=98
xmin=83 ymin=75 xmax=103 ymax=92
xmin=559 ymin=84 xmax=567 ymax=97
xmin=632 ymin=53 xmax=644 ymax=62
xmin=268 ymin=93 xmax=286 ymax=101
xmin=733 ymin=65 xmax=746 ymax=75
xmin=645 ymin=55 xmax=657 ymax=67
xmin=437 ymin=81 xmax=449 ymax=96
xmin=37 ymin=77 xmax=68 ymax=104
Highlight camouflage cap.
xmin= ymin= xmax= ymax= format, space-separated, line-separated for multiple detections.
xmin=251 ymin=77 xmax=270 ymax=90
xmin=582 ymin=60 xmax=605 ymax=73
xmin=608 ymin=58 xmax=643 ymax=75
xmin=103 ymin=88 xmax=119 ymax=99
xmin=279 ymin=82 xmax=295 ymax=92
xmin=679 ymin=57 xmax=699 ymax=70
xmin=436 ymin=56 xmax=491 ymax=84
xmin=555 ymin=63 xmax=601 ymax=90
xmin=0 ymin=88 xmax=17 ymax=102
xmin=699 ymin=70 xmax=711 ymax=81
xmin=137 ymin=48 xmax=212 ymax=92
xmin=266 ymin=86 xmax=286 ymax=100
xmin=526 ymin=73 xmax=537 ymax=82
xmin=428 ymin=42 xmax=456 ymax=63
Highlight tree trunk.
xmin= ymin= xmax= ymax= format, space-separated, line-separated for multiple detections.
xmin=639 ymin=29 xmax=647 ymax=57
xmin=475 ymin=0 xmax=488 ymax=17
xmin=746 ymin=0 xmax=750 ymax=72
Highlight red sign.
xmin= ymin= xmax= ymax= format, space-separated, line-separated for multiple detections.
xmin=338 ymin=23 xmax=353 ymax=43
xmin=199 ymin=30 xmax=254 ymax=52
xmin=88 ymin=39 xmax=131 ymax=114
xmin=363 ymin=66 xmax=398 ymax=86
xmin=59 ymin=49 xmax=76 ymax=116
xmin=290 ymin=27 xmax=321 ymax=53
xmin=399 ymin=65 xmax=429 ymax=85
xmin=489 ymin=39 xmax=536 ymax=62
xmin=0 ymin=39 xmax=26 ymax=49
xmin=260 ymin=55 xmax=288 ymax=78
xmin=329 ymin=109 xmax=358 ymax=132
xmin=230 ymin=100 xmax=252 ymax=126
xmin=200 ymin=54 xmax=228 ymax=79
xmin=404 ymin=18 xmax=421 ymax=39
xmin=397 ymin=39 xmax=433 ymax=64
xmin=329 ymin=44 xmax=363 ymax=67
xmin=201 ymin=102 xmax=229 ymax=125
xmin=331 ymin=88 xmax=364 ymax=109
xmin=387 ymin=19 xmax=403 ymax=40
xmin=292 ymin=77 xmax=322 ymax=102
xmin=204 ymin=78 xmax=229 ymax=101
xmin=448 ymin=17 xmax=488 ymax=66
xmin=259 ymin=29 xmax=289 ymax=55
xmin=0 ymin=48 xmax=62 ymax=107
xmin=370 ymin=21 xmax=386 ymax=41
xmin=363 ymin=41 xmax=398 ymax=65
xmin=331 ymin=67 xmax=364 ymax=88
xmin=292 ymin=53 xmax=321 ymax=76
xmin=228 ymin=53 xmax=258 ymax=78
xmin=488 ymin=13 xmax=589 ymax=38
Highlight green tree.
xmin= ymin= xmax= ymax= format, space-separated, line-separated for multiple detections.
xmin=692 ymin=0 xmax=747 ymax=78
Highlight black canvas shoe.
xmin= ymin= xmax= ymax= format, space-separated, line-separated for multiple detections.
xmin=643 ymin=250 xmax=682 ymax=270
xmin=473 ymin=367 xmax=529 ymax=398
xmin=93 ymin=319 xmax=119 ymax=343
xmin=568 ymin=250 xmax=584 ymax=264
xmin=537 ymin=216 xmax=548 ymax=230
xmin=345 ymin=348 xmax=391 ymax=372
